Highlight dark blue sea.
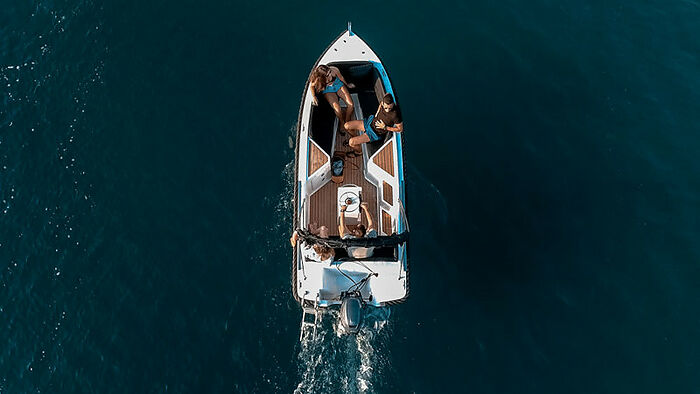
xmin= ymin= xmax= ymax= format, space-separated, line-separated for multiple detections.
xmin=1 ymin=0 xmax=699 ymax=392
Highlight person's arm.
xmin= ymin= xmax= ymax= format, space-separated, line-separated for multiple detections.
xmin=360 ymin=202 xmax=375 ymax=231
xmin=339 ymin=205 xmax=349 ymax=237
xmin=309 ymin=83 xmax=318 ymax=106
xmin=386 ymin=122 xmax=403 ymax=133
xmin=289 ymin=230 xmax=299 ymax=247
xmin=330 ymin=66 xmax=355 ymax=89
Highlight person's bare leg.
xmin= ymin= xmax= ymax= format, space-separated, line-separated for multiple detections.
xmin=318 ymin=226 xmax=329 ymax=238
xmin=337 ymin=86 xmax=354 ymax=125
xmin=308 ymin=222 xmax=319 ymax=235
xmin=349 ymin=133 xmax=370 ymax=154
xmin=324 ymin=92 xmax=345 ymax=131
xmin=343 ymin=120 xmax=365 ymax=137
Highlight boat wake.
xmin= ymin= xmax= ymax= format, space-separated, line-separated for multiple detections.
xmin=294 ymin=308 xmax=392 ymax=394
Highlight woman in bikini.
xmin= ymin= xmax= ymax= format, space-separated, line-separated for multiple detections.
xmin=309 ymin=64 xmax=355 ymax=131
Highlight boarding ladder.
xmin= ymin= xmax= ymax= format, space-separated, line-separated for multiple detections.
xmin=299 ymin=293 xmax=322 ymax=341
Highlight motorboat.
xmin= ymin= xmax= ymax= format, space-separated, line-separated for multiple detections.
xmin=292 ymin=24 xmax=409 ymax=340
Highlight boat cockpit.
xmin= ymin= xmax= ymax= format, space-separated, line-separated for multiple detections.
xmin=309 ymin=61 xmax=393 ymax=158
xmin=300 ymin=58 xmax=407 ymax=262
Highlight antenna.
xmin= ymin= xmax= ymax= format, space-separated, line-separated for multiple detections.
xmin=348 ymin=21 xmax=354 ymax=36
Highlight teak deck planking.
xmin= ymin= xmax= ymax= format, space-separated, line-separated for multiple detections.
xmin=308 ymin=141 xmax=327 ymax=176
xmin=372 ymin=140 xmax=394 ymax=176
xmin=308 ymin=129 xmax=379 ymax=237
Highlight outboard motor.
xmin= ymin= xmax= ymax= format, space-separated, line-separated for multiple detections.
xmin=339 ymin=292 xmax=363 ymax=334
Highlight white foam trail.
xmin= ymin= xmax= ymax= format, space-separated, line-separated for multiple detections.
xmin=295 ymin=307 xmax=392 ymax=394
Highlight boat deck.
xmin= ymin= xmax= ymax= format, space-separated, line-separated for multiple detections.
xmin=308 ymin=127 xmax=378 ymax=237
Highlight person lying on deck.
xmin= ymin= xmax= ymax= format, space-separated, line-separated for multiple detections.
xmin=290 ymin=225 xmax=335 ymax=264
xmin=344 ymin=93 xmax=403 ymax=152
xmin=339 ymin=202 xmax=377 ymax=259
xmin=309 ymin=64 xmax=355 ymax=131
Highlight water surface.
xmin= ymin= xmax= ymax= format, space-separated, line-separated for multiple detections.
xmin=1 ymin=0 xmax=699 ymax=392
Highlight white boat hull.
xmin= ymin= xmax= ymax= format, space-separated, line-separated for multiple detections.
xmin=293 ymin=28 xmax=409 ymax=309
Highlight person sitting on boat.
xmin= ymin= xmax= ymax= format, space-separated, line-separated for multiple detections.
xmin=309 ymin=64 xmax=355 ymax=131
xmin=344 ymin=93 xmax=403 ymax=151
xmin=339 ymin=202 xmax=377 ymax=258
xmin=290 ymin=225 xmax=335 ymax=264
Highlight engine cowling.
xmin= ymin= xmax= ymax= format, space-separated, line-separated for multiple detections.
xmin=340 ymin=295 xmax=363 ymax=334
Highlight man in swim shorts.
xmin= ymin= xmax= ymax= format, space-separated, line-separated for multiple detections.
xmin=343 ymin=93 xmax=403 ymax=152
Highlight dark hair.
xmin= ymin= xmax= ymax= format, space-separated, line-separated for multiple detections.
xmin=382 ymin=93 xmax=395 ymax=105
xmin=313 ymin=244 xmax=335 ymax=261
xmin=316 ymin=64 xmax=330 ymax=74
xmin=355 ymin=224 xmax=367 ymax=237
